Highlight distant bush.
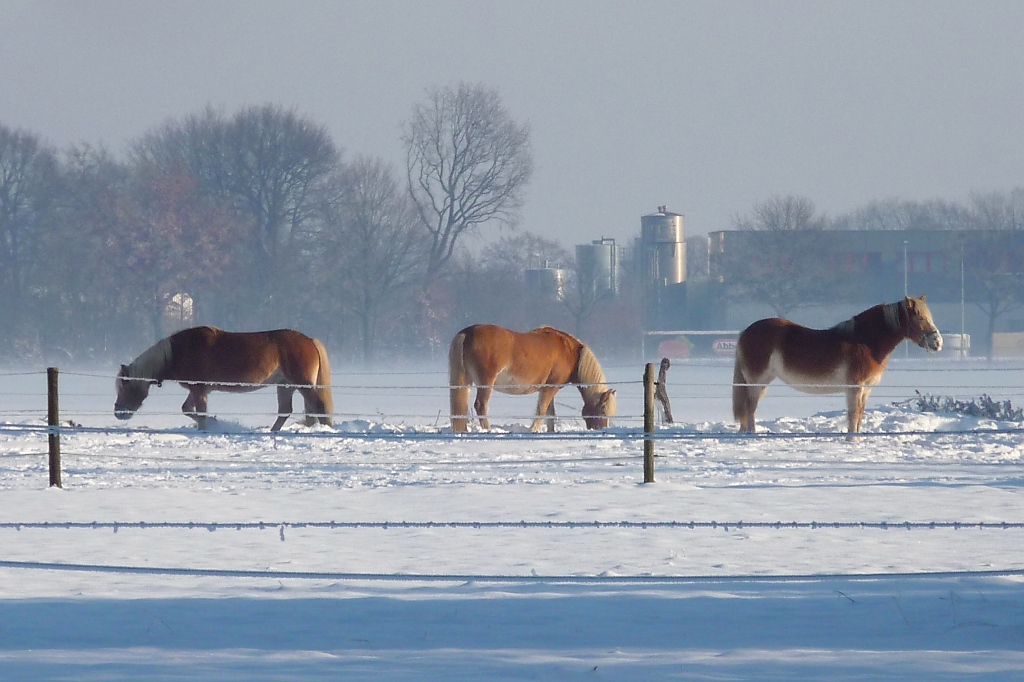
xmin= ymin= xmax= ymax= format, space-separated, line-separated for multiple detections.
xmin=898 ymin=391 xmax=1023 ymax=421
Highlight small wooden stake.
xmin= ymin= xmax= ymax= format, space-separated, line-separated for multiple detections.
xmin=655 ymin=357 xmax=674 ymax=424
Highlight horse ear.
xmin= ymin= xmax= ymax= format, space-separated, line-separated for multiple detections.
xmin=919 ymin=294 xmax=927 ymax=302
xmin=120 ymin=364 xmax=129 ymax=375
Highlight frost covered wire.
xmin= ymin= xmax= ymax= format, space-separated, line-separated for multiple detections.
xmin=3 ymin=422 xmax=1024 ymax=444
xmin=57 ymin=368 xmax=1024 ymax=391
xmin=1 ymin=558 xmax=1023 ymax=583
xmin=6 ymin=423 xmax=1024 ymax=441
xmin=2 ymin=520 xmax=1023 ymax=531
xmin=13 ymin=367 xmax=1024 ymax=426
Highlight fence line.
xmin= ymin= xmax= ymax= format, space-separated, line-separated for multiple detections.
xmin=3 ymin=422 xmax=1023 ymax=442
xmin=7 ymin=446 xmax=1024 ymax=470
xmin=2 ymin=557 xmax=1022 ymax=583
xmin=50 ymin=369 xmax=1024 ymax=393
xmin=2 ymin=520 xmax=1023 ymax=531
xmin=50 ymin=362 xmax=1024 ymax=377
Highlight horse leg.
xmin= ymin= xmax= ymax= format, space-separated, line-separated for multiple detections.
xmin=450 ymin=385 xmax=471 ymax=432
xmin=733 ymin=360 xmax=768 ymax=433
xmin=846 ymin=386 xmax=869 ymax=439
xmin=532 ymin=387 xmax=558 ymax=432
xmin=734 ymin=372 xmax=768 ymax=434
xmin=474 ymin=386 xmax=493 ymax=430
xmin=741 ymin=385 xmax=765 ymax=432
xmin=182 ymin=386 xmax=209 ymax=430
xmin=299 ymin=387 xmax=325 ymax=427
xmin=273 ymin=386 xmax=295 ymax=431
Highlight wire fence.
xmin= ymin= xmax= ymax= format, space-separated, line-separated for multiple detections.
xmin=3 ymin=521 xmax=1024 ymax=583
xmin=3 ymin=519 xmax=1024 ymax=531
xmin=4 ymin=557 xmax=1023 ymax=583
xmin=4 ymin=361 xmax=1024 ymax=430
xmin=1 ymin=361 xmax=1023 ymax=449
xmin=2 ymin=362 xmax=1024 ymax=583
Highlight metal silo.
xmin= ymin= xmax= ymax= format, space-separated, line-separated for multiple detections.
xmin=525 ymin=267 xmax=566 ymax=301
xmin=575 ymin=238 xmax=618 ymax=298
xmin=641 ymin=206 xmax=686 ymax=286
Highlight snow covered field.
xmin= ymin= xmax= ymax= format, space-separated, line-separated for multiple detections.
xmin=1 ymin=359 xmax=1023 ymax=680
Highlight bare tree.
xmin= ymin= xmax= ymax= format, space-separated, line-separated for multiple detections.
xmin=721 ymin=195 xmax=839 ymax=317
xmin=0 ymin=125 xmax=60 ymax=353
xmin=403 ymin=83 xmax=533 ymax=287
xmin=481 ymin=232 xmax=569 ymax=281
xmin=964 ymin=190 xmax=1024 ymax=356
xmin=43 ymin=145 xmax=133 ymax=357
xmin=132 ymin=104 xmax=340 ymax=326
xmin=318 ymin=157 xmax=427 ymax=365
xmin=833 ymin=197 xmax=972 ymax=231
xmin=736 ymin=195 xmax=826 ymax=233
xmin=111 ymin=171 xmax=247 ymax=340
xmin=970 ymin=188 xmax=1024 ymax=231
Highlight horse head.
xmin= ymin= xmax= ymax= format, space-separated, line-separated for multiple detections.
xmin=904 ymin=295 xmax=943 ymax=352
xmin=582 ymin=388 xmax=617 ymax=430
xmin=114 ymin=364 xmax=160 ymax=420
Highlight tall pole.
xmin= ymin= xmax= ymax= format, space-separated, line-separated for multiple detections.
xmin=961 ymin=240 xmax=966 ymax=359
xmin=903 ymin=240 xmax=909 ymax=358
xmin=903 ymin=240 xmax=909 ymax=299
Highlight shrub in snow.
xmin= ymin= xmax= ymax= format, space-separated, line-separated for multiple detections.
xmin=899 ymin=391 xmax=1023 ymax=421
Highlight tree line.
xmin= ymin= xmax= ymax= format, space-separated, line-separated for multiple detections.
xmin=4 ymin=83 xmax=1023 ymax=366
xmin=0 ymin=84 xmax=597 ymax=366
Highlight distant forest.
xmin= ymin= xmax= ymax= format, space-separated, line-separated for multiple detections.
xmin=1 ymin=85 xmax=1022 ymax=366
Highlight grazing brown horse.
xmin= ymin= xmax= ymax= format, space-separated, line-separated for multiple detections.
xmin=114 ymin=326 xmax=334 ymax=431
xmin=449 ymin=324 xmax=617 ymax=433
xmin=733 ymin=296 xmax=942 ymax=437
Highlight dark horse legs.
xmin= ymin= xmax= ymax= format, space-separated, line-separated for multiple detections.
xmin=274 ymin=386 xmax=296 ymax=431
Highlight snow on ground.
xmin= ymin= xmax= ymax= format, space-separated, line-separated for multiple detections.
xmin=0 ymin=359 xmax=1022 ymax=680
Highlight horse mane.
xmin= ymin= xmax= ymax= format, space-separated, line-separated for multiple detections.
xmin=575 ymin=344 xmax=609 ymax=392
xmin=881 ymin=300 xmax=902 ymax=332
xmin=127 ymin=336 xmax=174 ymax=380
xmin=829 ymin=300 xmax=904 ymax=337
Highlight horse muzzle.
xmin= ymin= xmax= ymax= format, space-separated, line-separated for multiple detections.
xmin=919 ymin=331 xmax=943 ymax=352
xmin=114 ymin=405 xmax=135 ymax=420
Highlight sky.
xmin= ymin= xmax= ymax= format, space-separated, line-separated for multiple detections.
xmin=2 ymin=0 xmax=1024 ymax=248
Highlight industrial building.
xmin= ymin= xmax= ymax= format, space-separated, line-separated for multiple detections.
xmin=564 ymin=207 xmax=1024 ymax=359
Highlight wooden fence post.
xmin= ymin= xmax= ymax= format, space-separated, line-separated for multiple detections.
xmin=643 ymin=362 xmax=655 ymax=483
xmin=47 ymin=367 xmax=62 ymax=488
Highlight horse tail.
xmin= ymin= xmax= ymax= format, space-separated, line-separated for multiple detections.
xmin=448 ymin=331 xmax=470 ymax=432
xmin=312 ymin=338 xmax=334 ymax=426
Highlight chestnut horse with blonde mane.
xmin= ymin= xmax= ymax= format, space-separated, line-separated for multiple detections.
xmin=449 ymin=324 xmax=617 ymax=432
xmin=733 ymin=295 xmax=942 ymax=437
xmin=115 ymin=326 xmax=334 ymax=431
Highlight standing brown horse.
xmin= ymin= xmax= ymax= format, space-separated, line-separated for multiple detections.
xmin=114 ymin=326 xmax=334 ymax=431
xmin=733 ymin=295 xmax=942 ymax=437
xmin=449 ymin=324 xmax=617 ymax=432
